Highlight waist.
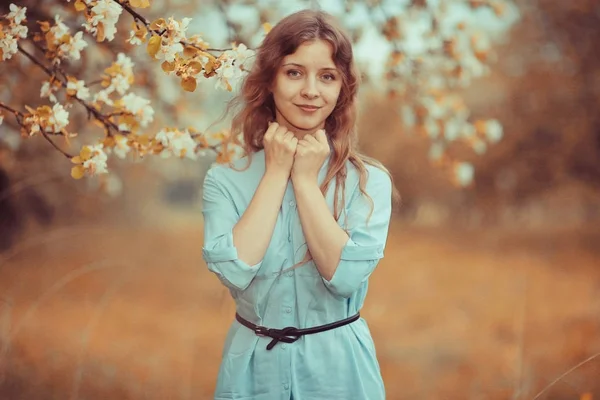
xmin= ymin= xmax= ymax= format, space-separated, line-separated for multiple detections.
xmin=235 ymin=312 xmax=360 ymax=350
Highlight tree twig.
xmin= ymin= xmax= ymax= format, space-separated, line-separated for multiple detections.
xmin=17 ymin=43 xmax=124 ymax=136
xmin=111 ymin=0 xmax=234 ymax=52
xmin=0 ymin=102 xmax=23 ymax=117
xmin=40 ymin=130 xmax=74 ymax=159
xmin=532 ymin=352 xmax=600 ymax=400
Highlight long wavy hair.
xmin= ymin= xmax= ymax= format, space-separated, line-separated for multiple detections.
xmin=224 ymin=9 xmax=400 ymax=218
xmin=218 ymin=10 xmax=401 ymax=274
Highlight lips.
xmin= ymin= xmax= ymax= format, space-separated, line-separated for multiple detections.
xmin=296 ymin=104 xmax=321 ymax=112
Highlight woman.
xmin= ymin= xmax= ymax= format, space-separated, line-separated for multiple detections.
xmin=202 ymin=9 xmax=398 ymax=400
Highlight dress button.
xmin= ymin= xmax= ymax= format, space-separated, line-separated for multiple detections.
xmin=289 ymin=200 xmax=295 ymax=207
xmin=284 ymin=307 xmax=292 ymax=313
xmin=284 ymin=383 xmax=290 ymax=390
xmin=286 ymin=271 xmax=293 ymax=277
xmin=281 ymin=344 xmax=287 ymax=349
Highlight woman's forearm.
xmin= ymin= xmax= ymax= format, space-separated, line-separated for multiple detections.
xmin=293 ymin=178 xmax=349 ymax=280
xmin=233 ymin=170 xmax=289 ymax=265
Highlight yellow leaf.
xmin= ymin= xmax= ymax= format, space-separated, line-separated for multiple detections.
xmin=96 ymin=22 xmax=106 ymax=42
xmin=161 ymin=60 xmax=176 ymax=72
xmin=130 ymin=0 xmax=150 ymax=8
xmin=103 ymin=136 xmax=116 ymax=147
xmin=147 ymin=35 xmax=161 ymax=58
xmin=71 ymin=165 xmax=85 ymax=179
xmin=203 ymin=59 xmax=218 ymax=76
xmin=37 ymin=21 xmax=50 ymax=32
xmin=71 ymin=156 xmax=82 ymax=164
xmin=181 ymin=76 xmax=197 ymax=92
xmin=183 ymin=46 xmax=199 ymax=58
xmin=188 ymin=60 xmax=203 ymax=74
xmin=80 ymin=146 xmax=92 ymax=160
xmin=74 ymin=0 xmax=86 ymax=11
xmin=150 ymin=18 xmax=165 ymax=31
xmin=262 ymin=23 xmax=272 ymax=34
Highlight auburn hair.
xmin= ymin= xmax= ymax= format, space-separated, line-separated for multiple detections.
xmin=223 ymin=9 xmax=400 ymax=227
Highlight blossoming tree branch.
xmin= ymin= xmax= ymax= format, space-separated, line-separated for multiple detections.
xmin=0 ymin=0 xmax=517 ymax=186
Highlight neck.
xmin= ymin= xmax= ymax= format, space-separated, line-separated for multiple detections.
xmin=274 ymin=108 xmax=323 ymax=139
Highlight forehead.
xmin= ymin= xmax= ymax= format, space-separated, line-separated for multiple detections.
xmin=282 ymin=39 xmax=336 ymax=68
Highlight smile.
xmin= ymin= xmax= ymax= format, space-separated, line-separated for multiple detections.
xmin=296 ymin=104 xmax=321 ymax=112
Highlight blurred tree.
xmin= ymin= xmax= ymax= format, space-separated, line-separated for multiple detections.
xmin=0 ymin=0 xmax=518 ymax=244
xmin=469 ymin=0 xmax=600 ymax=223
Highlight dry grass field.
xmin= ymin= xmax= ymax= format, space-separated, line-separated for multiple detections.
xmin=1 ymin=207 xmax=599 ymax=399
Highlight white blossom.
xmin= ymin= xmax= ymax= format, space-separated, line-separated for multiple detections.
xmin=84 ymin=0 xmax=123 ymax=41
xmin=93 ymin=90 xmax=114 ymax=106
xmin=50 ymin=15 xmax=70 ymax=39
xmin=485 ymin=119 xmax=503 ymax=143
xmin=9 ymin=24 xmax=27 ymax=39
xmin=155 ymin=129 xmax=198 ymax=160
xmin=61 ymin=31 xmax=88 ymax=61
xmin=157 ymin=42 xmax=183 ymax=63
xmin=40 ymin=81 xmax=58 ymax=103
xmin=214 ymin=58 xmax=242 ymax=91
xmin=128 ymin=29 xmax=142 ymax=45
xmin=83 ymin=144 xmax=109 ymax=175
xmin=67 ymin=79 xmax=90 ymax=100
xmin=46 ymin=103 xmax=69 ymax=133
xmin=0 ymin=35 xmax=18 ymax=61
xmin=454 ymin=162 xmax=474 ymax=187
xmin=7 ymin=3 xmax=26 ymax=25
xmin=116 ymin=53 xmax=134 ymax=71
xmin=231 ymin=43 xmax=254 ymax=70
xmin=112 ymin=135 xmax=130 ymax=159
xmin=428 ymin=142 xmax=444 ymax=161
xmin=121 ymin=93 xmax=154 ymax=127
xmin=49 ymin=16 xmax=88 ymax=62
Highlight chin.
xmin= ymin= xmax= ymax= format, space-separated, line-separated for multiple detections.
xmin=295 ymin=122 xmax=325 ymax=132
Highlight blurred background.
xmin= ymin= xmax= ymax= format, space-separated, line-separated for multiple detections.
xmin=0 ymin=0 xmax=599 ymax=399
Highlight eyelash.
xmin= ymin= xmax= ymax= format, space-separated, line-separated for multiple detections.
xmin=286 ymin=70 xmax=336 ymax=81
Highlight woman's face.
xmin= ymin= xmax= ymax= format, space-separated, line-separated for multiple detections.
xmin=271 ymin=39 xmax=343 ymax=139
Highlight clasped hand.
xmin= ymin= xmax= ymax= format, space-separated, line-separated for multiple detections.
xmin=263 ymin=122 xmax=330 ymax=184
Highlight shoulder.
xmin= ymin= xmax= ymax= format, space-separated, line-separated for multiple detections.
xmin=205 ymin=150 xmax=266 ymax=185
xmin=345 ymin=159 xmax=392 ymax=194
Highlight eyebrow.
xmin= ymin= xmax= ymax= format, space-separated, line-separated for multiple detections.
xmin=282 ymin=62 xmax=338 ymax=71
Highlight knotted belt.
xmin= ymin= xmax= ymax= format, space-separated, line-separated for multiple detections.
xmin=235 ymin=312 xmax=361 ymax=350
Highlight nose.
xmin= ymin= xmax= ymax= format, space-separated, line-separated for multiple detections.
xmin=300 ymin=77 xmax=319 ymax=100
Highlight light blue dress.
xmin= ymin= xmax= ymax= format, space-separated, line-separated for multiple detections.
xmin=201 ymin=149 xmax=392 ymax=400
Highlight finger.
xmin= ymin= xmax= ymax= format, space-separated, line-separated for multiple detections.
xmin=273 ymin=126 xmax=289 ymax=141
xmin=315 ymin=129 xmax=328 ymax=144
xmin=282 ymin=131 xmax=295 ymax=142
xmin=263 ymin=122 xmax=279 ymax=141
xmin=303 ymin=135 xmax=319 ymax=144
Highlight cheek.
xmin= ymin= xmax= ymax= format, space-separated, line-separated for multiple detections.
xmin=324 ymin=86 xmax=342 ymax=108
xmin=273 ymin=77 xmax=298 ymax=101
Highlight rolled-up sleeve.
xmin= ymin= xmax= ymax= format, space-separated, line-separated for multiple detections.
xmin=322 ymin=167 xmax=392 ymax=298
xmin=201 ymin=168 xmax=262 ymax=291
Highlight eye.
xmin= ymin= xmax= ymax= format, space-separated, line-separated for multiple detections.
xmin=286 ymin=69 xmax=301 ymax=78
xmin=322 ymin=73 xmax=336 ymax=81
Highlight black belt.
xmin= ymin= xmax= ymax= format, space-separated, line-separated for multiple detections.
xmin=236 ymin=312 xmax=361 ymax=351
